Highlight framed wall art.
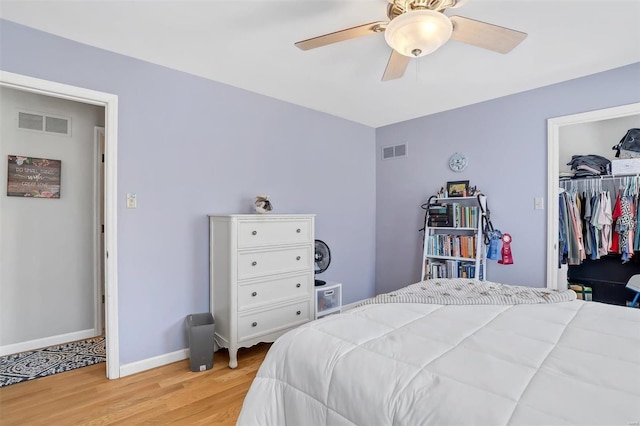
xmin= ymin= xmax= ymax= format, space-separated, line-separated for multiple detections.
xmin=7 ymin=155 xmax=61 ymax=198
xmin=446 ymin=180 xmax=469 ymax=198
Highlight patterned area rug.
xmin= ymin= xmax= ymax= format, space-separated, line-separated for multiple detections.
xmin=0 ymin=337 xmax=105 ymax=387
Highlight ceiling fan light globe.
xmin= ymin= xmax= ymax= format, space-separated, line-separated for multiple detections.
xmin=384 ymin=10 xmax=453 ymax=58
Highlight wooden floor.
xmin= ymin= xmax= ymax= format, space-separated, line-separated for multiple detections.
xmin=0 ymin=343 xmax=270 ymax=425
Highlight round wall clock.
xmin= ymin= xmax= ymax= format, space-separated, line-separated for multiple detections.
xmin=449 ymin=153 xmax=468 ymax=172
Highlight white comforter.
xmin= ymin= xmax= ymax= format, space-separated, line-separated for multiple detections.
xmin=238 ymin=299 xmax=640 ymax=425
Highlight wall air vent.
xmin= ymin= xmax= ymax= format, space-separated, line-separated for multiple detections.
xmin=382 ymin=143 xmax=407 ymax=160
xmin=45 ymin=116 xmax=69 ymax=134
xmin=18 ymin=112 xmax=44 ymax=131
xmin=382 ymin=146 xmax=395 ymax=159
xmin=18 ymin=110 xmax=71 ymax=136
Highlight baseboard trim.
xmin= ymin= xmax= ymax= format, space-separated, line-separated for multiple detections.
xmin=342 ymin=299 xmax=366 ymax=312
xmin=118 ymin=301 xmax=368 ymax=378
xmin=0 ymin=329 xmax=98 ymax=356
xmin=119 ymin=348 xmax=189 ymax=378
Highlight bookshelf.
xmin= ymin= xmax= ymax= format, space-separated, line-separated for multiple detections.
xmin=421 ymin=195 xmax=487 ymax=281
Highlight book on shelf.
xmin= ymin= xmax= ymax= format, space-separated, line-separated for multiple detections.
xmin=427 ymin=235 xmax=477 ymax=258
xmin=428 ymin=204 xmax=453 ymax=227
xmin=424 ymin=259 xmax=477 ymax=279
xmin=428 ymin=205 xmax=448 ymax=214
xmin=428 ymin=219 xmax=452 ymax=227
xmin=428 ymin=203 xmax=478 ymax=228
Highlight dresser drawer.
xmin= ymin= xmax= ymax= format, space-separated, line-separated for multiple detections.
xmin=238 ymin=300 xmax=311 ymax=341
xmin=238 ymin=273 xmax=312 ymax=311
xmin=238 ymin=246 xmax=312 ymax=280
xmin=237 ymin=219 xmax=312 ymax=248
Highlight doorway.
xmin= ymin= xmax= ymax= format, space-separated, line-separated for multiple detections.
xmin=546 ymin=102 xmax=640 ymax=290
xmin=0 ymin=71 xmax=120 ymax=379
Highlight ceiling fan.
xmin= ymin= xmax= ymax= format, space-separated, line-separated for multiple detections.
xmin=295 ymin=0 xmax=527 ymax=81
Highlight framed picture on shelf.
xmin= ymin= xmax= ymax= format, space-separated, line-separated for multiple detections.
xmin=447 ymin=180 xmax=469 ymax=197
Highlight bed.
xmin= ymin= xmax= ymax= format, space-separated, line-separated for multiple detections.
xmin=237 ymin=279 xmax=640 ymax=425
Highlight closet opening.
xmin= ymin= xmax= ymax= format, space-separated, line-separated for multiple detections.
xmin=547 ymin=102 xmax=640 ymax=306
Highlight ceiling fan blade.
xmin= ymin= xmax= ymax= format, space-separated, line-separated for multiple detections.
xmin=449 ymin=16 xmax=527 ymax=54
xmin=295 ymin=21 xmax=387 ymax=51
xmin=382 ymin=49 xmax=411 ymax=81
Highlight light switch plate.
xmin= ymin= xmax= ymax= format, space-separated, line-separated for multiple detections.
xmin=534 ymin=197 xmax=544 ymax=210
xmin=126 ymin=193 xmax=137 ymax=209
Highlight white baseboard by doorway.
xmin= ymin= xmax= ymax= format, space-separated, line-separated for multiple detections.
xmin=0 ymin=329 xmax=98 ymax=356
xmin=119 ymin=348 xmax=189 ymax=378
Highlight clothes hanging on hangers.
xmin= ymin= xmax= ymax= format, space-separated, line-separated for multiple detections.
xmin=610 ymin=179 xmax=637 ymax=263
xmin=560 ymin=189 xmax=586 ymax=265
xmin=582 ymin=191 xmax=591 ymax=256
xmin=559 ymin=175 xmax=639 ymax=266
xmin=598 ymin=190 xmax=613 ymax=258
xmin=634 ymin=199 xmax=640 ymax=251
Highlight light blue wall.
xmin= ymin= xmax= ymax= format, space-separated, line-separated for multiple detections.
xmin=375 ymin=62 xmax=640 ymax=295
xmin=0 ymin=20 xmax=376 ymax=364
xmin=4 ymin=17 xmax=639 ymax=366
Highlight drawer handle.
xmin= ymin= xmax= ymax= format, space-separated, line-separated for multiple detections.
xmin=296 ymin=283 xmax=301 ymax=288
xmin=252 ymin=230 xmax=257 ymax=235
xmin=296 ymin=256 xmax=301 ymax=261
xmin=252 ymin=261 xmax=257 ymax=266
xmin=296 ymin=228 xmax=301 ymax=233
xmin=296 ymin=310 xmax=301 ymax=315
xmin=251 ymin=291 xmax=257 ymax=297
xmin=252 ymin=322 xmax=258 ymax=327
xmin=324 ymin=290 xmax=334 ymax=296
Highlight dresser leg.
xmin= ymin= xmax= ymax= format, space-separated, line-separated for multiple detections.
xmin=228 ymin=346 xmax=238 ymax=369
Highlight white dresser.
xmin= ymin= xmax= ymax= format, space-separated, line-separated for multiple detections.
xmin=209 ymin=214 xmax=315 ymax=368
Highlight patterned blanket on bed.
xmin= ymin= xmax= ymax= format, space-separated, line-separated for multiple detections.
xmin=359 ymin=278 xmax=576 ymax=306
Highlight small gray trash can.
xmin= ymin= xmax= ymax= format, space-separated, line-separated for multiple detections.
xmin=186 ymin=313 xmax=215 ymax=372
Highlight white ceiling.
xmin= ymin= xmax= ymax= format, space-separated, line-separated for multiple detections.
xmin=1 ymin=0 xmax=639 ymax=127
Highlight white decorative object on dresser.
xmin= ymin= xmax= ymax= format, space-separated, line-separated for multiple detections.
xmin=209 ymin=214 xmax=315 ymax=368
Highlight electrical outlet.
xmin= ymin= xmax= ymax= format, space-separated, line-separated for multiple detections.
xmin=126 ymin=193 xmax=137 ymax=209
xmin=534 ymin=197 xmax=544 ymax=210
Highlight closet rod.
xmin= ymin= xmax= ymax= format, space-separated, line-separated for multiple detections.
xmin=559 ymin=174 xmax=640 ymax=186
xmin=559 ymin=175 xmax=640 ymax=195
xmin=560 ymin=174 xmax=640 ymax=181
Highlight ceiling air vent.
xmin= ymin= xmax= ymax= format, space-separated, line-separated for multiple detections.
xmin=18 ymin=110 xmax=71 ymax=136
xmin=382 ymin=143 xmax=407 ymax=160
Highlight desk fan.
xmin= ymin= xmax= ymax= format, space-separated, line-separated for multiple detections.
xmin=314 ymin=240 xmax=331 ymax=286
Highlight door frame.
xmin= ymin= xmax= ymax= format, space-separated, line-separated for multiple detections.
xmin=94 ymin=126 xmax=105 ymax=336
xmin=546 ymin=102 xmax=640 ymax=290
xmin=0 ymin=70 xmax=120 ymax=379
